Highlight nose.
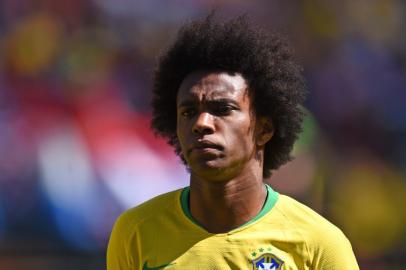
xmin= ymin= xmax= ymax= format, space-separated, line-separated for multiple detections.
xmin=192 ymin=112 xmax=215 ymax=135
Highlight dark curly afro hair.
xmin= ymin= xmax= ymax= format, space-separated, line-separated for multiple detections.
xmin=151 ymin=15 xmax=307 ymax=178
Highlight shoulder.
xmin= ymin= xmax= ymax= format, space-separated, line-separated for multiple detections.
xmin=107 ymin=189 xmax=184 ymax=269
xmin=114 ymin=188 xmax=183 ymax=231
xmin=274 ymin=194 xmax=359 ymax=269
xmin=273 ymin=194 xmax=346 ymax=249
xmin=274 ymin=194 xmax=338 ymax=232
xmin=109 ymin=188 xmax=184 ymax=244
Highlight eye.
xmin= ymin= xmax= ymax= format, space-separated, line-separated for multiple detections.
xmin=180 ymin=107 xmax=196 ymax=117
xmin=213 ymin=105 xmax=234 ymax=116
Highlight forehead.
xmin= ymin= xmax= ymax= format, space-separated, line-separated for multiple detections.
xmin=177 ymin=71 xmax=249 ymax=102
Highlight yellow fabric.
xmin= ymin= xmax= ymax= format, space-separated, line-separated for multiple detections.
xmin=107 ymin=188 xmax=359 ymax=270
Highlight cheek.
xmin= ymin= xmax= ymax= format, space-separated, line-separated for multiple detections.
xmin=228 ymin=118 xmax=255 ymax=151
xmin=176 ymin=126 xmax=185 ymax=145
xmin=176 ymin=121 xmax=192 ymax=154
xmin=176 ymin=121 xmax=184 ymax=143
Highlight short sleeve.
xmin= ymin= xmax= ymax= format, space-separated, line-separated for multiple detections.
xmin=107 ymin=213 xmax=138 ymax=270
xmin=311 ymin=226 xmax=359 ymax=270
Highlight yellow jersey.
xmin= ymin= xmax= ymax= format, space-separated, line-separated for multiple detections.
xmin=107 ymin=185 xmax=359 ymax=269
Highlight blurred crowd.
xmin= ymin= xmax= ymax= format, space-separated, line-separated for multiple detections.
xmin=0 ymin=0 xmax=405 ymax=269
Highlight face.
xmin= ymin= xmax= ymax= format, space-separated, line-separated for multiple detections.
xmin=176 ymin=71 xmax=269 ymax=181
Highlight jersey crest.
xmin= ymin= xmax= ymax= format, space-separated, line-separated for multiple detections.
xmin=251 ymin=253 xmax=284 ymax=270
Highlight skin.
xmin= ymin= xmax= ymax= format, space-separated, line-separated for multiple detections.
xmin=176 ymin=71 xmax=274 ymax=233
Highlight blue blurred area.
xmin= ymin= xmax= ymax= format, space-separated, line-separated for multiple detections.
xmin=0 ymin=0 xmax=405 ymax=269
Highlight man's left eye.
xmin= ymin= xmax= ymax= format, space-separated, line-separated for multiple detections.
xmin=214 ymin=106 xmax=233 ymax=115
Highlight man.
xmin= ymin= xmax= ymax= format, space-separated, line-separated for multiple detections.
xmin=107 ymin=15 xmax=359 ymax=269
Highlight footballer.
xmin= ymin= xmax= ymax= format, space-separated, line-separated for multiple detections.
xmin=107 ymin=15 xmax=359 ymax=270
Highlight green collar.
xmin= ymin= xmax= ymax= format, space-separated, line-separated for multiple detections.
xmin=180 ymin=184 xmax=279 ymax=231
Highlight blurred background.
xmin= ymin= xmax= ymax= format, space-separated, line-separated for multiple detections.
xmin=0 ymin=0 xmax=405 ymax=269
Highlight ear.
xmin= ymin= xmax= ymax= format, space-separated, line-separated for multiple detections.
xmin=256 ymin=117 xmax=274 ymax=146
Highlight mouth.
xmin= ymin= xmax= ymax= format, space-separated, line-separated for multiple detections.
xmin=189 ymin=140 xmax=223 ymax=154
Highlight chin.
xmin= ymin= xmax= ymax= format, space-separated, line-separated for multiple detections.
xmin=189 ymin=160 xmax=238 ymax=181
xmin=190 ymin=161 xmax=225 ymax=176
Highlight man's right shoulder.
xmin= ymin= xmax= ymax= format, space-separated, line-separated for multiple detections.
xmin=113 ymin=188 xmax=184 ymax=231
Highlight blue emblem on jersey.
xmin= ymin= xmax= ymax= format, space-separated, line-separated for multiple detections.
xmin=251 ymin=253 xmax=284 ymax=270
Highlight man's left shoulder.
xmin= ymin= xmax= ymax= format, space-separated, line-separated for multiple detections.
xmin=274 ymin=194 xmax=351 ymax=245
xmin=276 ymin=194 xmax=341 ymax=231
xmin=276 ymin=194 xmax=359 ymax=269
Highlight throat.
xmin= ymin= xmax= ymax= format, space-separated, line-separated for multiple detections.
xmin=185 ymin=182 xmax=268 ymax=233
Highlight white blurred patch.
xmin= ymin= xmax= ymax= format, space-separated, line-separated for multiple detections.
xmin=38 ymin=122 xmax=96 ymax=210
xmin=97 ymin=132 xmax=188 ymax=209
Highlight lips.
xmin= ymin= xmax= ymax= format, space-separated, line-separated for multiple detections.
xmin=189 ymin=140 xmax=223 ymax=154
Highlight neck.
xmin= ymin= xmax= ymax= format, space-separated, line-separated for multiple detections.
xmin=189 ymin=166 xmax=266 ymax=233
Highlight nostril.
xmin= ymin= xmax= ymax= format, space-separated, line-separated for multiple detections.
xmin=193 ymin=126 xmax=210 ymax=134
xmin=192 ymin=113 xmax=215 ymax=134
xmin=193 ymin=124 xmax=214 ymax=135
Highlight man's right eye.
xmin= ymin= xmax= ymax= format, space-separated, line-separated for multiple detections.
xmin=180 ymin=108 xmax=196 ymax=117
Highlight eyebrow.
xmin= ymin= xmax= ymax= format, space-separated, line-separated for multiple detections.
xmin=178 ymin=98 xmax=239 ymax=108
